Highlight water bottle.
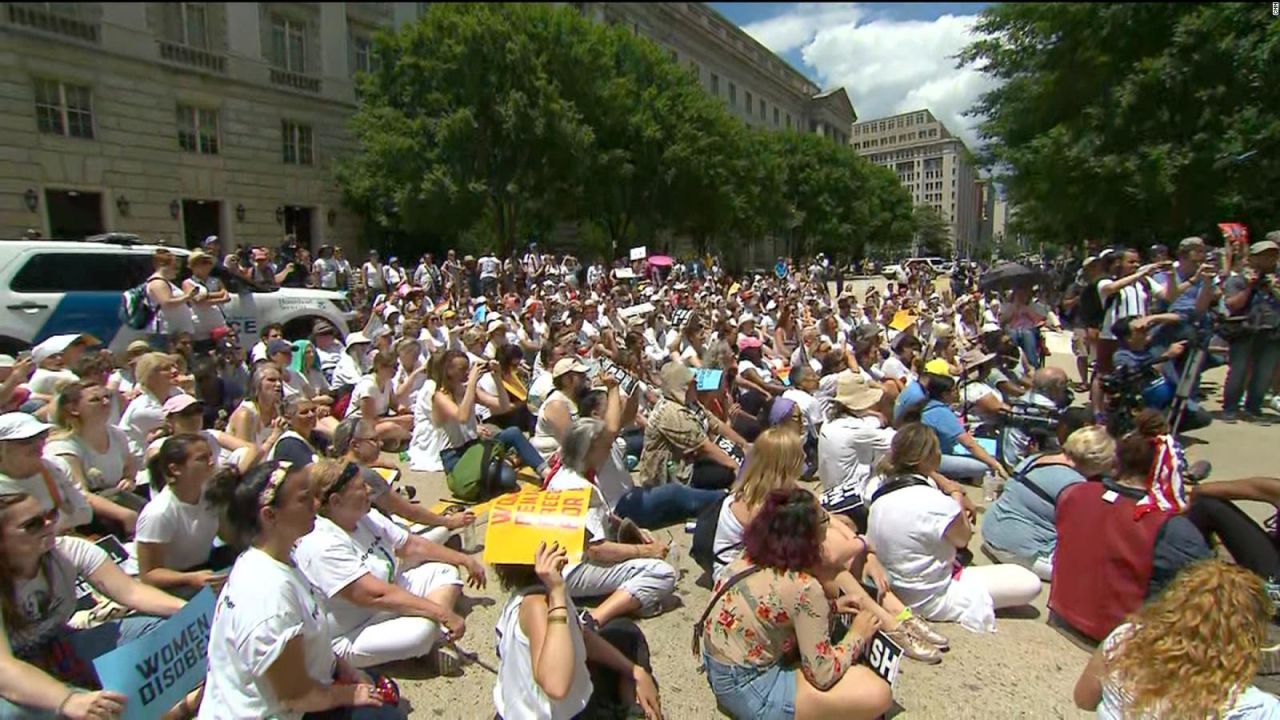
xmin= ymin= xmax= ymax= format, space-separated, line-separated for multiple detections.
xmin=982 ymin=472 xmax=1001 ymax=504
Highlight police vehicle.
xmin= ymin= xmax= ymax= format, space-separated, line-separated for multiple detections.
xmin=0 ymin=234 xmax=354 ymax=354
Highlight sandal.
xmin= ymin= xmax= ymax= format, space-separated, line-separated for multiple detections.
xmin=887 ymin=625 xmax=942 ymax=664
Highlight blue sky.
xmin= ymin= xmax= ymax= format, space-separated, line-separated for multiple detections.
xmin=709 ymin=3 xmax=995 ymax=148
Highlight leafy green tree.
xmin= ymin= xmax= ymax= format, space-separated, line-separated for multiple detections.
xmin=913 ymin=205 xmax=951 ymax=257
xmin=961 ymin=3 xmax=1280 ymax=248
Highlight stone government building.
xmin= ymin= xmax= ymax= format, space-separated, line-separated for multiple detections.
xmin=0 ymin=2 xmax=854 ymax=260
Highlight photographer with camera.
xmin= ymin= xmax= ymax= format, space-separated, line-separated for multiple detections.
xmin=1221 ymin=238 xmax=1280 ymax=422
xmin=1109 ymin=314 xmax=1213 ymax=433
xmin=999 ymin=367 xmax=1072 ymax=468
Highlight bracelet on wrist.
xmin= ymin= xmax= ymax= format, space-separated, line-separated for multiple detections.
xmin=57 ymin=690 xmax=79 ymax=717
xmin=546 ymin=605 xmax=567 ymax=614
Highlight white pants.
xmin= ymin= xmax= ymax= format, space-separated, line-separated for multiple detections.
xmin=333 ymin=562 xmax=462 ymax=668
xmin=564 ymin=557 xmax=677 ymax=610
xmin=962 ymin=564 xmax=1043 ymax=609
xmin=983 ymin=543 xmax=1054 ymax=582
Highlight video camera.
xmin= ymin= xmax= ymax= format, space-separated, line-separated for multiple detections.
xmin=1100 ymin=360 xmax=1160 ymax=437
xmin=995 ymin=405 xmax=1061 ymax=435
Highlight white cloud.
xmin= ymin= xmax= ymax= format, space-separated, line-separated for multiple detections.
xmin=745 ymin=6 xmax=998 ymax=151
xmin=740 ymin=3 xmax=865 ymax=55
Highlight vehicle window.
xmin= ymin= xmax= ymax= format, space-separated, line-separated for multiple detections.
xmin=10 ymin=253 xmax=150 ymax=292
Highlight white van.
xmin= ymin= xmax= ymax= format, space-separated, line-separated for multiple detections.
xmin=0 ymin=236 xmax=354 ymax=354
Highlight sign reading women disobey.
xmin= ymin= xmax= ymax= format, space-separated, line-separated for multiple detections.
xmin=483 ymin=487 xmax=593 ymax=565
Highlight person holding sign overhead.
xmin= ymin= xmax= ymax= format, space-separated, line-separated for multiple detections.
xmin=200 ymin=461 xmax=401 ymax=720
xmin=0 ymin=479 xmax=186 ymax=719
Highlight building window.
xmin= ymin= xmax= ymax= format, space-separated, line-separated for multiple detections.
xmin=270 ymin=15 xmax=306 ymax=71
xmin=710 ymin=73 xmax=719 ymax=96
xmin=176 ymin=104 xmax=219 ymax=154
xmin=281 ymin=120 xmax=313 ymax=165
xmin=353 ymin=35 xmax=373 ymax=74
xmin=745 ymin=90 xmax=753 ymax=114
xmin=728 ymin=82 xmax=736 ymax=107
xmin=34 ymin=78 xmax=93 ymax=139
xmin=178 ymin=2 xmax=208 ymax=48
xmin=759 ymin=98 xmax=765 ymax=120
xmin=773 ymin=107 xmax=779 ymax=126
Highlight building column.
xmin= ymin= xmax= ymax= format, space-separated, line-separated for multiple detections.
xmin=320 ymin=3 xmax=348 ymax=79
xmin=225 ymin=3 xmax=262 ymax=58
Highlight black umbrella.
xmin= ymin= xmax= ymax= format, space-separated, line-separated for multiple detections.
xmin=979 ymin=262 xmax=1045 ymax=292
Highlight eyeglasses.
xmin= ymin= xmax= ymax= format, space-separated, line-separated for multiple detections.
xmin=85 ymin=394 xmax=111 ymax=405
xmin=322 ymin=462 xmax=361 ymax=504
xmin=17 ymin=508 xmax=57 ymax=534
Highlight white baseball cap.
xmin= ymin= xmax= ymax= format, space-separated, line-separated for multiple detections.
xmin=0 ymin=412 xmax=53 ymax=441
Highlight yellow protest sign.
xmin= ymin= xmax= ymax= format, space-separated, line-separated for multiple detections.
xmin=889 ymin=309 xmax=918 ymax=332
xmin=483 ymin=488 xmax=593 ymax=565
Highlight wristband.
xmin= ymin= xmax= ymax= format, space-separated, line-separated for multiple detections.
xmin=546 ymin=605 xmax=567 ymax=614
xmin=547 ymin=615 xmax=569 ymax=625
xmin=58 ymin=691 xmax=80 ymax=717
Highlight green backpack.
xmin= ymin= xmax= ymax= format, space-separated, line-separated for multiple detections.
xmin=446 ymin=439 xmax=507 ymax=502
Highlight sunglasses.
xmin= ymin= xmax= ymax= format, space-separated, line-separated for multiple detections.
xmin=17 ymin=508 xmax=57 ymax=534
xmin=322 ymin=462 xmax=361 ymax=504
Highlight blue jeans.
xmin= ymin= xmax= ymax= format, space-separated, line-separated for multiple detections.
xmin=1008 ymin=327 xmax=1041 ymax=368
xmin=939 ymin=453 xmax=991 ymax=481
xmin=0 ymin=616 xmax=164 ymax=720
xmin=1223 ymin=334 xmax=1280 ymax=414
xmin=703 ymin=652 xmax=796 ymax=720
xmin=439 ymin=427 xmax=546 ymax=492
xmin=614 ymin=484 xmax=726 ymax=529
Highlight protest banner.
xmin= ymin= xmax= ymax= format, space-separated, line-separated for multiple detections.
xmin=1218 ymin=222 xmax=1249 ymax=247
xmin=93 ymin=588 xmax=216 ymax=720
xmin=599 ymin=357 xmax=642 ymax=396
xmin=863 ymin=630 xmax=904 ymax=687
xmin=714 ymin=435 xmax=745 ymax=464
xmin=671 ymin=308 xmax=693 ymax=330
xmin=617 ymin=301 xmax=655 ymax=319
xmin=613 ymin=267 xmax=636 ymax=280
xmin=888 ymin=310 xmax=918 ymax=332
xmin=629 ymin=246 xmax=647 ymax=261
xmin=483 ymin=487 xmax=593 ymax=565
xmin=694 ymin=368 xmax=724 ymax=392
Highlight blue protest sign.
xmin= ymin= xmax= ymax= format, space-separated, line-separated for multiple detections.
xmin=93 ymin=588 xmax=216 ymax=720
xmin=694 ymin=368 xmax=723 ymax=392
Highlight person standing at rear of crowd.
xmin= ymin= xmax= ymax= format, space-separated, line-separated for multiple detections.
xmin=363 ymin=250 xmax=387 ymax=296
xmin=144 ymin=249 xmax=194 ymax=351
xmin=183 ymin=250 xmax=230 ymax=355
xmin=1221 ymin=238 xmax=1280 ymax=421
xmin=479 ymin=251 xmax=500 ymax=299
xmin=314 ymin=245 xmax=341 ymax=291
xmin=1092 ymin=248 xmax=1171 ymax=414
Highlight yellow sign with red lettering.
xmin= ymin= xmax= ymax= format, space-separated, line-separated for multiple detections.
xmin=482 ymin=488 xmax=593 ymax=565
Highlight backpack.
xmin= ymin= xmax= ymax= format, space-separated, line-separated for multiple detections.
xmin=690 ymin=496 xmax=735 ymax=578
xmin=120 ymin=280 xmax=156 ymax=331
xmin=445 ymin=438 xmax=507 ymax=502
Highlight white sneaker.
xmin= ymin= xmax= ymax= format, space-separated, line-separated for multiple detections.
xmin=1271 ymin=396 xmax=1280 ymax=414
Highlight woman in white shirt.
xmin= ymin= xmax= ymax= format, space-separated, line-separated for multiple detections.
xmin=199 ymin=461 xmax=395 ymax=720
xmin=865 ymin=423 xmax=1041 ymax=633
xmin=182 ymin=250 xmax=230 ymax=353
xmin=229 ymin=363 xmax=288 ymax=448
xmin=1073 ymin=560 xmax=1277 ymax=719
xmin=533 ymin=358 xmax=589 ymax=461
xmin=143 ymin=249 xmax=194 ymax=348
xmin=0 ymin=413 xmax=92 ymax=532
xmin=391 ymin=338 xmax=429 ymax=413
xmin=492 ymin=542 xmax=661 ymax=720
xmin=0 ymin=481 xmax=186 ymax=720
xmin=344 ymin=351 xmax=412 ymax=446
xmin=295 ymin=460 xmax=481 ymax=670
xmin=116 ymin=352 xmax=183 ymax=461
xmin=49 ymin=381 xmax=143 ymax=537
xmin=135 ymin=434 xmax=230 ymax=596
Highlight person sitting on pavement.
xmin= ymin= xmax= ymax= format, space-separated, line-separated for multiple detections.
xmin=491 ymin=541 xmax=663 ymax=720
xmin=344 ymin=350 xmax=413 ymax=448
xmin=1073 ymin=560 xmax=1279 ymax=718
xmin=548 ymin=411 xmax=678 ymax=631
xmin=200 ymin=461 xmax=403 ymax=720
xmin=117 ymin=352 xmax=184 ymax=462
xmin=999 ymin=366 xmax=1074 ymax=467
xmin=865 ymin=423 xmax=1041 ymax=633
xmin=295 ymin=459 xmax=482 ymax=672
xmin=0 ymin=480 xmax=187 ymax=720
xmin=0 ymin=413 xmax=91 ymax=533
xmin=532 ymin=358 xmax=589 ymax=461
xmin=635 ymin=361 xmax=746 ymax=494
xmin=980 ymin=426 xmax=1116 ymax=581
xmin=816 ymin=373 xmax=894 ymax=499
xmin=699 ymin=488 xmax=893 ymax=720
xmin=902 ymin=371 xmax=1009 ymax=483
xmin=135 ymin=433 xmax=235 ymax=596
xmin=1110 ymin=315 xmax=1213 ymax=432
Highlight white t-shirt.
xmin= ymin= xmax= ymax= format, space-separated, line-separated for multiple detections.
xmin=345 ymin=375 xmax=391 ymax=419
xmin=134 ymin=485 xmax=219 ymax=571
xmin=392 ymin=364 xmax=428 ymax=410
xmin=294 ymin=512 xmax=408 ymax=637
xmin=527 ymin=371 xmax=555 ymax=415
xmin=25 ymin=368 xmax=79 ymax=397
xmin=8 ymin=537 xmax=107 ymax=655
xmin=313 ymin=258 xmax=340 ymax=289
xmin=865 ymin=476 xmax=960 ymax=611
xmin=880 ymin=355 xmax=911 ymax=381
xmin=186 ymin=275 xmax=228 ymax=337
xmin=5 ymin=457 xmax=92 ymax=532
xmin=46 ymin=427 xmax=132 ymax=491
xmin=1098 ymin=623 xmax=1280 ymax=719
xmin=711 ymin=497 xmax=747 ymax=580
xmin=198 ymin=548 xmax=336 ymax=720
xmin=118 ymin=389 xmax=182 ymax=460
xmin=1098 ymin=278 xmax=1154 ymax=340
xmin=493 ymin=591 xmax=592 ymax=720
xmin=363 ymin=262 xmax=386 ymax=290
xmin=782 ymin=388 xmax=823 ymax=438
xmin=817 ymin=416 xmax=894 ymax=494
xmin=479 ymin=256 xmax=500 ymax=279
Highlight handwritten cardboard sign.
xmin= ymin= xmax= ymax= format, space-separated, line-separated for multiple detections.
xmin=483 ymin=488 xmax=593 ymax=565
xmin=93 ymin=588 xmax=216 ymax=720
xmin=617 ymin=302 xmax=656 ymax=319
xmin=630 ymin=246 xmax=647 ymax=261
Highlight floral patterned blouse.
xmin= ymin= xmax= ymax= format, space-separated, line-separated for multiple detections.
xmin=701 ymin=557 xmax=864 ymax=691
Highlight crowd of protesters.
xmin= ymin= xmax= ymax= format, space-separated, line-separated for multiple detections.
xmin=0 ymin=228 xmax=1278 ymax=720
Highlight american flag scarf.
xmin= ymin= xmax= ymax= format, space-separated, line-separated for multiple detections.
xmin=1133 ymin=434 xmax=1189 ymax=520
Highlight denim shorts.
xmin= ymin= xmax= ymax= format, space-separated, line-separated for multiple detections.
xmin=703 ymin=652 xmax=796 ymax=719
